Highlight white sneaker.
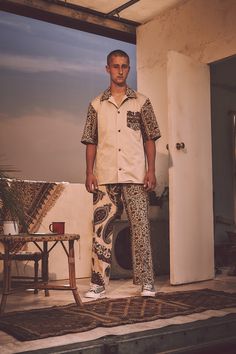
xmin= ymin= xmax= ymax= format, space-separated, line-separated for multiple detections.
xmin=141 ymin=284 xmax=156 ymax=297
xmin=84 ymin=284 xmax=105 ymax=299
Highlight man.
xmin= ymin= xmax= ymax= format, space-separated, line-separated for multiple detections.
xmin=81 ymin=49 xmax=161 ymax=299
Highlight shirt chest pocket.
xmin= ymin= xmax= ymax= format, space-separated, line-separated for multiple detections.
xmin=127 ymin=111 xmax=141 ymax=131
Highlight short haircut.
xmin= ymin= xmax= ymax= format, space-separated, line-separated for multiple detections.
xmin=107 ymin=50 xmax=130 ymax=65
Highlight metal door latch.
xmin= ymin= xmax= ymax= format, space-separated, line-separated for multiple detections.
xmin=176 ymin=142 xmax=185 ymax=150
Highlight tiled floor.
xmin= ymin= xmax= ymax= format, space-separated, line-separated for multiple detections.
xmin=0 ymin=269 xmax=236 ymax=354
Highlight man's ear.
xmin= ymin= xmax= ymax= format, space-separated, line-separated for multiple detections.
xmin=106 ymin=65 xmax=110 ymax=74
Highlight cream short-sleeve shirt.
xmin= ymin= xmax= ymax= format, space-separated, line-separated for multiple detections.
xmin=81 ymin=87 xmax=161 ymax=185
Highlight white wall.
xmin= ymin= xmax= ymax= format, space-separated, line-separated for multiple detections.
xmin=137 ymin=0 xmax=236 ymax=190
xmin=34 ymin=183 xmax=93 ymax=279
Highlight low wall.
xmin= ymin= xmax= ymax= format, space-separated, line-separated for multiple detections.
xmin=0 ymin=183 xmax=93 ymax=280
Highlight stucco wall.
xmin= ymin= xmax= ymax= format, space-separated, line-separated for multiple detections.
xmin=33 ymin=183 xmax=93 ymax=279
xmin=137 ymin=0 xmax=236 ymax=190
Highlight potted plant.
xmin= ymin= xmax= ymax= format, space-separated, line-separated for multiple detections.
xmin=0 ymin=167 xmax=27 ymax=234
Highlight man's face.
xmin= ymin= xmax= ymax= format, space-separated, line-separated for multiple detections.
xmin=106 ymin=55 xmax=130 ymax=86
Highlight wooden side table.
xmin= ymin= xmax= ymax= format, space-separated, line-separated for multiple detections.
xmin=0 ymin=233 xmax=83 ymax=313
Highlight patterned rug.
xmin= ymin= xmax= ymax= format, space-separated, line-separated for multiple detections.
xmin=0 ymin=180 xmax=65 ymax=252
xmin=5 ymin=180 xmax=65 ymax=233
xmin=0 ymin=289 xmax=236 ymax=341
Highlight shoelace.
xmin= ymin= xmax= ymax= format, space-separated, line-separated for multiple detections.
xmin=90 ymin=285 xmax=104 ymax=293
xmin=143 ymin=284 xmax=154 ymax=291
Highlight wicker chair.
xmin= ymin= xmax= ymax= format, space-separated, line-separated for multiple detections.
xmin=0 ymin=251 xmax=45 ymax=294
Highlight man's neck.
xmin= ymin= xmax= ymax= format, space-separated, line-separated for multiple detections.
xmin=110 ymin=82 xmax=127 ymax=96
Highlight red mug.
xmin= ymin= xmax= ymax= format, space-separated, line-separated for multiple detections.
xmin=49 ymin=222 xmax=65 ymax=234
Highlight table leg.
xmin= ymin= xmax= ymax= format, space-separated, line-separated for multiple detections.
xmin=68 ymin=240 xmax=83 ymax=306
xmin=34 ymin=258 xmax=39 ymax=294
xmin=42 ymin=241 xmax=49 ymax=296
xmin=0 ymin=242 xmax=11 ymax=314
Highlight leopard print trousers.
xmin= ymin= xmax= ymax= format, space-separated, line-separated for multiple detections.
xmin=91 ymin=184 xmax=154 ymax=287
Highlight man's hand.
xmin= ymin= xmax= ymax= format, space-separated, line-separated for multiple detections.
xmin=86 ymin=172 xmax=98 ymax=193
xmin=144 ymin=170 xmax=156 ymax=191
xmin=144 ymin=139 xmax=157 ymax=191
xmin=85 ymin=144 xmax=97 ymax=193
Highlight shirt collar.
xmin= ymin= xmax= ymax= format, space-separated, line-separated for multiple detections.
xmin=100 ymin=87 xmax=137 ymax=101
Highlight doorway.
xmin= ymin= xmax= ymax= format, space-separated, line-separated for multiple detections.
xmin=210 ymin=56 xmax=236 ymax=259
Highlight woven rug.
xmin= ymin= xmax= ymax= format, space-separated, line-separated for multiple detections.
xmin=6 ymin=180 xmax=65 ymax=233
xmin=0 ymin=289 xmax=236 ymax=341
xmin=0 ymin=180 xmax=65 ymax=252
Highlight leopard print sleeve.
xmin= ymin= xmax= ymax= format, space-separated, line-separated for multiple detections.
xmin=140 ymin=99 xmax=161 ymax=142
xmin=81 ymin=103 xmax=98 ymax=145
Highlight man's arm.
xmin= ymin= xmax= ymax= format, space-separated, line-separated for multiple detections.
xmin=85 ymin=144 xmax=98 ymax=193
xmin=144 ymin=139 xmax=156 ymax=191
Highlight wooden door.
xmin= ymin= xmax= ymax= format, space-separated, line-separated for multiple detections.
xmin=167 ymin=51 xmax=214 ymax=285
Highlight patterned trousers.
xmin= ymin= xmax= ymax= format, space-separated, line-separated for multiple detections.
xmin=91 ymin=184 xmax=154 ymax=287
